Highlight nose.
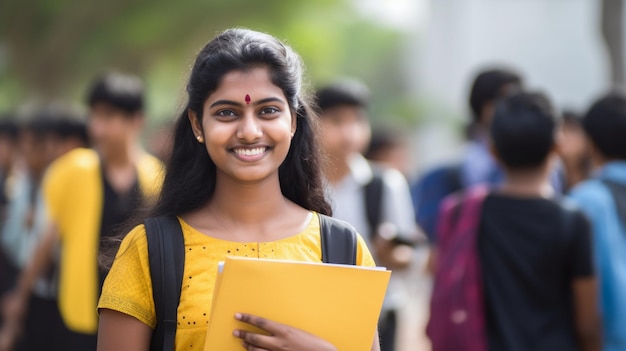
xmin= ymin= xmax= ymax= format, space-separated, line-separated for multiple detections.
xmin=236 ymin=112 xmax=263 ymax=142
xmin=340 ymin=122 xmax=360 ymax=141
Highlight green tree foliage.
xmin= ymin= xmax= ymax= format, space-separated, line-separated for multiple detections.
xmin=0 ymin=0 xmax=417 ymax=125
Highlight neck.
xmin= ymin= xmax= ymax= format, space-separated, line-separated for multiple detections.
xmin=30 ymin=168 xmax=46 ymax=185
xmin=208 ymin=173 xmax=289 ymax=225
xmin=103 ymin=142 xmax=140 ymax=169
xmin=324 ymin=155 xmax=351 ymax=185
xmin=499 ymin=166 xmax=553 ymax=198
xmin=562 ymin=157 xmax=590 ymax=189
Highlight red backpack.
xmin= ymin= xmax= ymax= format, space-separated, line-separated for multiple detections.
xmin=427 ymin=186 xmax=489 ymax=351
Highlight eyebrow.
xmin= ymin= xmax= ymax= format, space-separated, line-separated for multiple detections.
xmin=209 ymin=97 xmax=286 ymax=108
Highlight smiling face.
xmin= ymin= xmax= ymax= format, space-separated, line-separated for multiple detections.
xmin=189 ymin=67 xmax=296 ymax=184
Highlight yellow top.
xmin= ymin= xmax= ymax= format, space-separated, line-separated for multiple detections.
xmin=43 ymin=148 xmax=163 ymax=334
xmin=98 ymin=212 xmax=376 ymax=350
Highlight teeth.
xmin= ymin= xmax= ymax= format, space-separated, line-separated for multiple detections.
xmin=234 ymin=147 xmax=266 ymax=156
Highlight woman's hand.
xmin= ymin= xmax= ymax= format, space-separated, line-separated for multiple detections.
xmin=233 ymin=313 xmax=338 ymax=351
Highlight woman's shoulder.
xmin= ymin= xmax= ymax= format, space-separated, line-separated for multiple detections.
xmin=100 ymin=223 xmax=156 ymax=329
xmin=115 ymin=224 xmax=149 ymax=259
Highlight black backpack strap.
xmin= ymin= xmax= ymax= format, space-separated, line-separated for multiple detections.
xmin=145 ymin=216 xmax=186 ymax=351
xmin=364 ymin=167 xmax=385 ymax=237
xmin=319 ymin=214 xmax=358 ymax=265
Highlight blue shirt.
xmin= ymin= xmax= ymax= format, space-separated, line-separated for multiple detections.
xmin=570 ymin=161 xmax=626 ymax=351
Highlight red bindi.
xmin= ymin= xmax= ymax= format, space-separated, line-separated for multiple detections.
xmin=245 ymin=94 xmax=251 ymax=105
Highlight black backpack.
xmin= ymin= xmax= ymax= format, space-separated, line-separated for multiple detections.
xmin=363 ymin=167 xmax=385 ymax=238
xmin=144 ymin=214 xmax=358 ymax=351
xmin=364 ymin=166 xmax=418 ymax=247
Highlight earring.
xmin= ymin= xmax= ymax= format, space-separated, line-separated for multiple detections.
xmin=196 ymin=135 xmax=204 ymax=143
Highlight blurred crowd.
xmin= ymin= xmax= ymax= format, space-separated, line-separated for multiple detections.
xmin=0 ymin=63 xmax=624 ymax=351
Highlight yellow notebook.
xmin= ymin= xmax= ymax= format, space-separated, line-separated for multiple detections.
xmin=204 ymin=256 xmax=391 ymax=351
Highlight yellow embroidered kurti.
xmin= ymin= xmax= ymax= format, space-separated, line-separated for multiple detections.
xmin=98 ymin=213 xmax=375 ymax=350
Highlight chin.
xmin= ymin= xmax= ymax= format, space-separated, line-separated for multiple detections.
xmin=227 ymin=170 xmax=276 ymax=184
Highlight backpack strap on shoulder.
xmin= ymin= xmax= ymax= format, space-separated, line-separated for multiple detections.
xmin=364 ymin=167 xmax=385 ymax=237
xmin=145 ymin=216 xmax=185 ymax=351
xmin=602 ymin=179 xmax=626 ymax=225
xmin=318 ymin=214 xmax=358 ymax=265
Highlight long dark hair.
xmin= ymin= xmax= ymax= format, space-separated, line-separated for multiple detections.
xmin=100 ymin=29 xmax=331 ymax=269
xmin=152 ymin=28 xmax=331 ymax=217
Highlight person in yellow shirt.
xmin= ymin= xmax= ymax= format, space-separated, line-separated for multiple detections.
xmin=0 ymin=73 xmax=163 ymax=351
xmin=97 ymin=29 xmax=381 ymax=351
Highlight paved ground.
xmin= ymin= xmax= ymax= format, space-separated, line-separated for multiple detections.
xmin=395 ymin=246 xmax=433 ymax=351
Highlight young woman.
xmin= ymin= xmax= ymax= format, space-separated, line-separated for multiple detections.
xmin=97 ymin=29 xmax=380 ymax=351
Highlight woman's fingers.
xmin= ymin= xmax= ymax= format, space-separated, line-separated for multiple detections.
xmin=235 ymin=313 xmax=283 ymax=335
xmin=241 ymin=340 xmax=270 ymax=351
xmin=233 ymin=313 xmax=337 ymax=351
xmin=233 ymin=329 xmax=273 ymax=350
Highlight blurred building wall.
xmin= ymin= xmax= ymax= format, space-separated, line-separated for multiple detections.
xmin=408 ymin=0 xmax=608 ymax=174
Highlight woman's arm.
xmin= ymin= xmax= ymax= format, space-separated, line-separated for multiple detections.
xmin=371 ymin=332 xmax=381 ymax=351
xmin=97 ymin=309 xmax=152 ymax=351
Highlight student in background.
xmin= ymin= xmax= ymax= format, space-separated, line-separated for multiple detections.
xmin=0 ymin=117 xmax=20 ymax=297
xmin=570 ymin=92 xmax=626 ymax=351
xmin=0 ymin=73 xmax=163 ymax=351
xmin=316 ymin=80 xmax=419 ymax=351
xmin=46 ymin=113 xmax=90 ymax=159
xmin=411 ymin=68 xmax=524 ymax=240
xmin=0 ymin=117 xmax=19 ymax=227
xmin=0 ymin=108 xmax=88 ymax=351
xmin=364 ymin=126 xmax=431 ymax=350
xmin=365 ymin=127 xmax=412 ymax=178
xmin=559 ymin=111 xmax=591 ymax=191
xmin=429 ymin=92 xmax=600 ymax=351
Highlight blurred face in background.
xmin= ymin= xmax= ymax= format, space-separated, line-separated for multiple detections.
xmin=0 ymin=135 xmax=17 ymax=172
xmin=367 ymin=142 xmax=411 ymax=176
xmin=479 ymin=83 xmax=521 ymax=128
xmin=318 ymin=105 xmax=371 ymax=164
xmin=89 ymin=102 xmax=143 ymax=159
xmin=558 ymin=117 xmax=591 ymax=188
xmin=20 ymin=130 xmax=49 ymax=178
xmin=559 ymin=119 xmax=588 ymax=162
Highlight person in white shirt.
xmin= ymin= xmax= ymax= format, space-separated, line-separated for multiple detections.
xmin=316 ymin=80 xmax=421 ymax=351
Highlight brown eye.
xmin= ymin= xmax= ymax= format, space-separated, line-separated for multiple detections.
xmin=216 ymin=109 xmax=237 ymax=117
xmin=260 ymin=107 xmax=280 ymax=115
